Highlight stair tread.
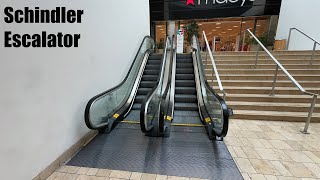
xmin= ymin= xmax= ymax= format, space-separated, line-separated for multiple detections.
xmin=222 ymin=93 xmax=313 ymax=98
xmin=213 ymin=86 xmax=320 ymax=91
xmin=228 ymin=101 xmax=320 ymax=107
xmin=209 ymin=80 xmax=320 ymax=83
xmin=206 ymin=73 xmax=320 ymax=77
xmin=234 ymin=110 xmax=320 ymax=117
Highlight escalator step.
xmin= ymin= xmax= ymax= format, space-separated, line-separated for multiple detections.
xmin=142 ymin=75 xmax=158 ymax=81
xmin=145 ymin=65 xmax=161 ymax=70
xmin=175 ymin=80 xmax=195 ymax=87
xmin=176 ymin=63 xmax=193 ymax=68
xmin=132 ymin=103 xmax=141 ymax=110
xmin=143 ymin=70 xmax=160 ymax=75
xmin=148 ymin=54 xmax=162 ymax=60
xmin=176 ymin=59 xmax=193 ymax=63
xmin=174 ymin=103 xmax=198 ymax=111
xmin=176 ymin=68 xmax=194 ymax=74
xmin=176 ymin=74 xmax=195 ymax=80
xmin=139 ymin=81 xmax=156 ymax=88
xmin=177 ymin=54 xmax=192 ymax=59
xmin=137 ymin=88 xmax=152 ymax=95
xmin=175 ymin=87 xmax=196 ymax=94
xmin=148 ymin=60 xmax=162 ymax=65
xmin=134 ymin=95 xmax=147 ymax=103
xmin=175 ymin=94 xmax=197 ymax=103
xmin=174 ymin=110 xmax=200 ymax=117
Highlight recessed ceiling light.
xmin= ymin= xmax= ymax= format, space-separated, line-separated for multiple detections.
xmin=212 ymin=29 xmax=216 ymax=31
xmin=216 ymin=23 xmax=221 ymax=25
xmin=160 ymin=29 xmax=164 ymax=31
xmin=228 ymin=29 xmax=232 ymax=31
xmin=257 ymin=25 xmax=261 ymax=27
xmin=157 ymin=26 xmax=162 ymax=27
xmin=242 ymin=22 xmax=246 ymax=24
xmin=216 ymin=27 xmax=221 ymax=29
xmin=199 ymin=24 xmax=202 ymax=26
xmin=233 ymin=26 xmax=238 ymax=27
xmin=222 ymin=32 xmax=226 ymax=33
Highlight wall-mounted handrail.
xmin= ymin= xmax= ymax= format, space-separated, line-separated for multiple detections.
xmin=287 ymin=28 xmax=320 ymax=65
xmin=247 ymin=29 xmax=318 ymax=134
xmin=202 ymin=31 xmax=226 ymax=99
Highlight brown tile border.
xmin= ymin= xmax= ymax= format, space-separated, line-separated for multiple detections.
xmin=32 ymin=130 xmax=97 ymax=180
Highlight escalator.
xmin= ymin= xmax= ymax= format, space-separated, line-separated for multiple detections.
xmin=141 ymin=35 xmax=232 ymax=140
xmin=68 ymin=35 xmax=241 ymax=179
xmin=83 ymin=36 xmax=171 ymax=133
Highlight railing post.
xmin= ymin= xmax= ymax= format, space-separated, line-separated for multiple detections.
xmin=310 ymin=42 xmax=317 ymax=65
xmin=302 ymin=95 xmax=318 ymax=134
xmin=242 ymin=31 xmax=246 ymax=51
xmin=286 ymin=28 xmax=292 ymax=50
xmin=212 ymin=68 xmax=214 ymax=87
xmin=270 ymin=65 xmax=279 ymax=96
xmin=254 ymin=45 xmax=260 ymax=69
xmin=205 ymin=48 xmax=208 ymax=66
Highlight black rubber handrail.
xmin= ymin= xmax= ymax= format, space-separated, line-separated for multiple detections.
xmin=140 ymin=36 xmax=172 ymax=134
xmin=85 ymin=36 xmax=155 ymax=130
xmin=193 ymin=36 xmax=230 ymax=137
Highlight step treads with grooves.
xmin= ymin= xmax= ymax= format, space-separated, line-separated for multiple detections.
xmin=175 ymin=94 xmax=197 ymax=103
xmin=176 ymin=80 xmax=196 ymax=87
xmin=175 ymin=87 xmax=197 ymax=94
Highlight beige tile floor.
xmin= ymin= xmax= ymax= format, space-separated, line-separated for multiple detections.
xmin=46 ymin=120 xmax=320 ymax=180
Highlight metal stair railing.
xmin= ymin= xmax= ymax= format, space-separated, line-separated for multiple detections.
xmin=287 ymin=27 xmax=320 ymax=65
xmin=202 ymin=31 xmax=226 ymax=99
xmin=247 ymin=29 xmax=318 ymax=134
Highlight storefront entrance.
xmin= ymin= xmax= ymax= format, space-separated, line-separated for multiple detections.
xmin=150 ymin=0 xmax=282 ymax=52
xmin=154 ymin=16 xmax=279 ymax=52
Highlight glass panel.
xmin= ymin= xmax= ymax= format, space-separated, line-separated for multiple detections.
xmin=203 ymin=87 xmax=224 ymax=135
xmin=87 ymin=37 xmax=154 ymax=129
xmin=144 ymin=37 xmax=171 ymax=132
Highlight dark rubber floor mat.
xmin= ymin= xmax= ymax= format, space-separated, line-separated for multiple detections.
xmin=67 ymin=124 xmax=242 ymax=180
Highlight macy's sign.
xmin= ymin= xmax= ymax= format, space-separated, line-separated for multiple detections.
xmin=186 ymin=0 xmax=255 ymax=7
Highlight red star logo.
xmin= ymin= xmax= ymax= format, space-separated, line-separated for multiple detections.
xmin=186 ymin=0 xmax=195 ymax=6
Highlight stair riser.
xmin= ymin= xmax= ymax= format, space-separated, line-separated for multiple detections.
xmin=229 ymin=105 xmax=320 ymax=113
xmin=201 ymin=51 xmax=320 ymax=56
xmin=207 ymin=65 xmax=320 ymax=69
xmin=211 ymin=55 xmax=320 ymax=60
xmin=145 ymin=65 xmax=161 ymax=70
xmin=176 ymin=89 xmax=197 ymax=94
xmin=142 ymin=76 xmax=158 ymax=81
xmin=177 ymin=69 xmax=194 ymax=74
xmin=147 ymin=60 xmax=161 ymax=65
xmin=139 ymin=82 xmax=156 ymax=88
xmin=177 ymin=63 xmax=194 ymax=68
xmin=209 ymin=81 xmax=320 ymax=88
xmin=176 ymin=75 xmax=195 ymax=80
xmin=137 ymin=89 xmax=151 ymax=95
xmin=212 ymin=75 xmax=320 ymax=81
xmin=205 ymin=69 xmax=320 ymax=75
xmin=143 ymin=70 xmax=159 ymax=75
xmin=176 ymin=81 xmax=196 ymax=87
xmin=232 ymin=114 xmax=320 ymax=122
xmin=175 ymin=97 xmax=197 ymax=103
xmin=224 ymin=96 xmax=313 ymax=103
xmin=214 ymin=89 xmax=320 ymax=95
xmin=177 ymin=59 xmax=193 ymax=63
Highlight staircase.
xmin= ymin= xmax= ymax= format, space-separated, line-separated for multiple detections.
xmin=202 ymin=50 xmax=320 ymax=122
